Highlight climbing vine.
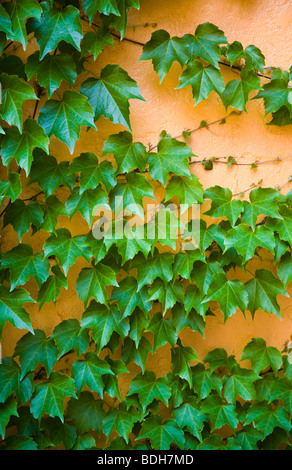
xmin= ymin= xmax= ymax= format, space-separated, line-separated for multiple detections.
xmin=0 ymin=0 xmax=291 ymax=451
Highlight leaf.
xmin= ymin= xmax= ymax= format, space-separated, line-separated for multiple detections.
xmin=0 ymin=172 xmax=21 ymax=204
xmin=177 ymin=60 xmax=225 ymax=105
xmin=242 ymin=187 xmax=281 ymax=230
xmin=148 ymin=135 xmax=192 ymax=185
xmin=203 ymin=272 xmax=248 ymax=322
xmin=13 ymin=329 xmax=58 ymax=379
xmin=132 ymin=251 xmax=174 ymax=290
xmin=270 ymin=378 xmax=292 ymax=414
xmin=0 ymin=73 xmax=37 ymax=131
xmin=192 ymin=260 xmax=224 ymax=295
xmin=83 ymin=0 xmax=119 ymax=23
xmin=245 ymin=269 xmax=288 ymax=319
xmin=0 ymin=397 xmax=18 ymax=439
xmin=32 ymin=1 xmax=83 ymax=59
xmin=71 ymin=351 xmax=113 ymax=396
xmin=102 ymin=131 xmax=148 ymax=173
xmin=66 ymin=186 xmax=110 ymax=227
xmin=38 ymin=265 xmax=68 ymax=309
xmin=68 ymin=152 xmax=116 ymax=194
xmin=204 ymin=348 xmax=237 ymax=374
xmin=38 ymin=90 xmax=96 ymax=153
xmin=226 ymin=41 xmax=265 ymax=72
xmin=245 ymin=403 xmax=291 ymax=439
xmin=104 ymin=0 xmax=140 ymax=40
xmin=223 ymin=365 xmax=260 ymax=403
xmin=171 ymin=339 xmax=199 ymax=387
xmin=66 ymin=391 xmax=104 ymax=435
xmin=121 ymin=336 xmax=151 ymax=373
xmin=1 ymin=119 xmax=49 ymax=175
xmin=72 ymin=433 xmax=96 ymax=450
xmin=242 ymin=337 xmax=282 ymax=375
xmin=139 ymin=29 xmax=189 ymax=82
xmin=25 ymin=51 xmax=77 ymax=98
xmin=0 ymin=4 xmax=13 ymax=36
xmin=80 ymin=64 xmax=144 ymax=131
xmin=277 ymin=252 xmax=292 ymax=288
xmin=147 ymin=279 xmax=184 ymax=314
xmin=191 ymin=363 xmax=222 ymax=400
xmin=103 ymin=403 xmax=140 ymax=443
xmin=165 ymin=174 xmax=204 ymax=206
xmin=173 ymin=251 xmax=205 ymax=282
xmin=3 ymin=199 xmax=43 ymax=242
xmin=81 ymin=302 xmax=129 ymax=353
xmin=0 ymin=357 xmax=34 ymax=404
xmin=76 ymin=262 xmax=118 ymax=306
xmin=0 ymin=285 xmax=35 ymax=339
xmin=4 ymin=435 xmax=38 ymax=450
xmin=222 ymin=69 xmax=261 ymax=111
xmin=173 ymin=398 xmax=207 ymax=441
xmin=255 ymin=72 xmax=292 ymax=117
xmin=41 ymin=417 xmax=77 ymax=450
xmin=266 ymin=206 xmax=292 ymax=247
xmin=51 ymin=318 xmax=89 ymax=359
xmin=184 ymin=22 xmax=227 ymax=68
xmin=146 ymin=312 xmax=177 ymax=351
xmin=41 ymin=196 xmax=66 ymax=235
xmin=204 ymin=186 xmax=243 ymax=226
xmin=81 ymin=27 xmax=114 ymax=60
xmin=1 ymin=243 xmax=50 ymax=290
xmin=109 ymin=172 xmax=154 ymax=219
xmin=201 ymin=395 xmax=238 ymax=430
xmin=224 ymin=224 xmax=275 ymax=263
xmin=31 ymin=371 xmax=76 ymax=422
xmin=138 ymin=415 xmax=185 ymax=450
xmin=3 ymin=0 xmax=42 ymax=49
xmin=29 ymin=152 xmax=76 ymax=198
xmin=128 ymin=308 xmax=149 ymax=347
xmin=43 ymin=228 xmax=92 ymax=275
xmin=235 ymin=425 xmax=262 ymax=450
xmin=184 ymin=284 xmax=208 ymax=318
xmin=127 ymin=371 xmax=171 ymax=412
xmin=104 ymin=219 xmax=152 ymax=265
xmin=172 ymin=303 xmax=206 ymax=337
xmin=111 ymin=276 xmax=151 ymax=319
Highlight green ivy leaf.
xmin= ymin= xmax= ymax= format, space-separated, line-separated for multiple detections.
xmin=66 ymin=391 xmax=104 ymax=435
xmin=201 ymin=395 xmax=238 ymax=430
xmin=0 ymin=397 xmax=18 ymax=439
xmin=104 ymin=0 xmax=140 ymax=40
xmin=111 ymin=276 xmax=151 ymax=319
xmin=13 ymin=329 xmax=58 ymax=379
xmin=147 ymin=279 xmax=184 ymax=314
xmin=25 ymin=51 xmax=77 ymax=98
xmin=43 ymin=228 xmax=92 ymax=275
xmin=184 ymin=22 xmax=227 ymax=68
xmin=223 ymin=364 xmax=260 ymax=403
xmin=132 ymin=251 xmax=174 ymax=290
xmin=266 ymin=206 xmax=292 ymax=247
xmin=121 ymin=336 xmax=151 ymax=373
xmin=139 ymin=29 xmax=189 ymax=82
xmin=277 ymin=252 xmax=292 ymax=288
xmin=41 ymin=417 xmax=77 ymax=450
xmin=146 ymin=311 xmax=177 ymax=351
xmin=83 ymin=0 xmax=120 ymax=24
xmin=242 ymin=337 xmax=282 ymax=375
xmin=138 ymin=414 xmax=185 ymax=450
xmin=165 ymin=174 xmax=204 ymax=206
xmin=171 ymin=339 xmax=198 ymax=387
xmin=80 ymin=64 xmax=144 ymax=131
xmin=81 ymin=27 xmax=114 ymax=60
xmin=66 ymin=186 xmax=110 ymax=227
xmin=270 ymin=378 xmax=292 ymax=414
xmin=242 ymin=187 xmax=281 ymax=230
xmin=103 ymin=403 xmax=140 ymax=443
xmin=81 ymin=302 xmax=129 ymax=354
xmin=245 ymin=403 xmax=291 ymax=439
xmin=0 ymin=285 xmax=35 ymax=339
xmin=177 ymin=60 xmax=225 ymax=104
xmin=204 ymin=186 xmax=243 ymax=226
xmin=0 ymin=357 xmax=34 ymax=404
xmin=173 ymin=398 xmax=207 ymax=441
xmin=38 ymin=90 xmax=96 ymax=153
xmin=31 ymin=371 xmax=76 ymax=422
xmin=203 ymin=272 xmax=248 ymax=322
xmin=224 ymin=224 xmax=275 ymax=263
xmin=3 ymin=0 xmax=42 ymax=49
xmin=128 ymin=371 xmax=171 ymax=412
xmin=71 ymin=351 xmax=113 ymax=396
xmin=148 ymin=135 xmax=192 ymax=185
xmin=51 ymin=318 xmax=89 ymax=359
xmin=68 ymin=152 xmax=116 ymax=193
xmin=76 ymin=262 xmax=118 ymax=306
xmin=0 ymin=73 xmax=37 ymax=131
xmin=1 ymin=243 xmax=50 ymax=290
xmin=245 ymin=269 xmax=288 ymax=319
xmin=222 ymin=69 xmax=261 ymax=111
xmin=32 ymin=1 xmax=83 ymax=59
xmin=0 ymin=172 xmax=21 ymax=204
xmin=37 ymin=262 xmax=68 ymax=310
xmin=102 ymin=131 xmax=148 ymax=173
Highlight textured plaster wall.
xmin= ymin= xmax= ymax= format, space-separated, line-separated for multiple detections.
xmin=1 ymin=0 xmax=292 ymax=400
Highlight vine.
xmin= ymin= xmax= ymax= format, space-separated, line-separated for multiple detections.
xmin=0 ymin=0 xmax=291 ymax=451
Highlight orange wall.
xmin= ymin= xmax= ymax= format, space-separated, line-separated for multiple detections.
xmin=1 ymin=0 xmax=292 ymax=383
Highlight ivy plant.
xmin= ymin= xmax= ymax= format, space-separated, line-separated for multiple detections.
xmin=0 ymin=0 xmax=291 ymax=451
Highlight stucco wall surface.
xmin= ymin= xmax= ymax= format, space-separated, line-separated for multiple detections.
xmin=1 ymin=0 xmax=292 ymax=393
